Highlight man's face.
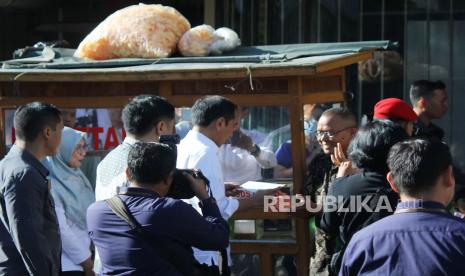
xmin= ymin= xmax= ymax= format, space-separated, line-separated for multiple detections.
xmin=317 ymin=114 xmax=356 ymax=155
xmin=47 ymin=119 xmax=64 ymax=155
xmin=425 ymin=89 xmax=448 ymax=119
xmin=219 ymin=109 xmax=240 ymax=145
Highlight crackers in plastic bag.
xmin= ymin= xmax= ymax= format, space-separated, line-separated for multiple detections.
xmin=178 ymin=24 xmax=215 ymax=57
xmin=74 ymin=4 xmax=190 ymax=60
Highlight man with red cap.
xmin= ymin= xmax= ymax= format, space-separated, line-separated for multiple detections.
xmin=373 ymin=98 xmax=417 ymax=136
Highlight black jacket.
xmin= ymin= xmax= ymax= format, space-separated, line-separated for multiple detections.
xmin=320 ymin=171 xmax=399 ymax=245
xmin=413 ymin=120 xmax=444 ymax=141
xmin=0 ymin=146 xmax=61 ymax=275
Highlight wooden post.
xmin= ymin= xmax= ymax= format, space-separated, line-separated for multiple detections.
xmin=288 ymin=77 xmax=310 ymax=275
xmin=204 ymin=0 xmax=216 ymax=27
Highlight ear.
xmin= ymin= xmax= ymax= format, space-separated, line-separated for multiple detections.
xmin=443 ymin=165 xmax=455 ymax=189
xmin=215 ymin=117 xmax=226 ymax=130
xmin=386 ymin=171 xmax=399 ymax=194
xmin=418 ymin=97 xmax=427 ymax=109
xmin=125 ymin=167 xmax=131 ymax=181
xmin=162 ymin=173 xmax=174 ymax=189
xmin=42 ymin=126 xmax=52 ymax=140
xmin=154 ymin=120 xmax=166 ymax=136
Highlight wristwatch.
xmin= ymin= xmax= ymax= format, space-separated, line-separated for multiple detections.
xmin=249 ymin=144 xmax=261 ymax=157
xmin=198 ymin=197 xmax=216 ymax=208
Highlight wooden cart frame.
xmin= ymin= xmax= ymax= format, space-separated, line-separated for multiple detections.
xmin=0 ymin=49 xmax=374 ymax=275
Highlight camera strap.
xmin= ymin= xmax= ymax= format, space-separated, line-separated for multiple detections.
xmin=105 ymin=196 xmax=193 ymax=275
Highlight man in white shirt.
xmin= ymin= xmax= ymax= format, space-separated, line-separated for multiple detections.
xmin=93 ymin=95 xmax=175 ymax=273
xmin=95 ymin=95 xmax=176 ymax=201
xmin=219 ymin=130 xmax=277 ymax=184
xmin=177 ymin=95 xmax=274 ymax=275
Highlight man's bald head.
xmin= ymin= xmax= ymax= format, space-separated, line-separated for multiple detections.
xmin=317 ymin=107 xmax=358 ymax=155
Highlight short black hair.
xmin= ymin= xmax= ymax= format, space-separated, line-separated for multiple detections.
xmin=409 ymin=80 xmax=446 ymax=105
xmin=320 ymin=107 xmax=357 ymax=126
xmin=349 ymin=120 xmax=409 ymax=173
xmin=14 ymin=102 xmax=62 ymax=142
xmin=388 ymin=139 xmax=452 ymax=196
xmin=122 ymin=95 xmax=175 ymax=136
xmin=127 ymin=142 xmax=176 ymax=185
xmin=191 ymin=95 xmax=238 ymax=127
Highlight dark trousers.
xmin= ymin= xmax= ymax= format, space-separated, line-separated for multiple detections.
xmin=60 ymin=271 xmax=85 ymax=276
xmin=194 ymin=263 xmax=221 ymax=276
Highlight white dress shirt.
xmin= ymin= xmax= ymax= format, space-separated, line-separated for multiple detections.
xmin=177 ymin=130 xmax=239 ymax=266
xmin=219 ymin=144 xmax=277 ymax=184
xmin=55 ymin=205 xmax=91 ymax=272
xmin=95 ymin=136 xmax=137 ymax=201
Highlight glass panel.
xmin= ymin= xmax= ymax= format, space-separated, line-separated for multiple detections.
xmin=272 ymin=254 xmax=296 ymax=276
xmin=340 ymin=0 xmax=360 ymax=42
xmin=266 ymin=0 xmax=300 ymax=44
xmin=429 ymin=21 xmax=451 ymax=141
xmin=406 ymin=21 xmax=429 ymax=81
xmin=318 ymin=0 xmax=339 ymax=42
xmin=382 ymin=2 xmax=405 ymax=99
xmin=231 ymin=254 xmax=260 ymax=276
xmin=451 ymin=21 xmax=465 ymax=173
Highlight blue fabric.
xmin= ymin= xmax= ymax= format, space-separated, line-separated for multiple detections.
xmin=43 ymin=127 xmax=95 ymax=230
xmin=87 ymin=187 xmax=229 ymax=275
xmin=340 ymin=200 xmax=465 ymax=275
xmin=276 ymin=142 xmax=293 ymax=168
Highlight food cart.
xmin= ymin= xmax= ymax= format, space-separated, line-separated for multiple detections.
xmin=0 ymin=41 xmax=391 ymax=275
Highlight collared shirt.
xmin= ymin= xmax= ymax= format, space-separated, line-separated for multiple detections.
xmin=340 ymin=201 xmax=465 ymax=275
xmin=95 ymin=136 xmax=138 ymax=201
xmin=177 ymin=130 xmax=239 ymax=266
xmin=87 ymin=187 xmax=229 ymax=276
xmin=219 ymin=144 xmax=277 ymax=184
xmin=0 ymin=145 xmax=61 ymax=276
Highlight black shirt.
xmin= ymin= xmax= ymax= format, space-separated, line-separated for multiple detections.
xmin=413 ymin=120 xmax=444 ymax=141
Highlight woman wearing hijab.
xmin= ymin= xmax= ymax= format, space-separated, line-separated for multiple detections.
xmin=43 ymin=127 xmax=95 ymax=276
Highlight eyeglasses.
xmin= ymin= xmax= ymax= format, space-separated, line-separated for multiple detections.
xmin=316 ymin=126 xmax=356 ymax=139
xmin=74 ymin=143 xmax=88 ymax=154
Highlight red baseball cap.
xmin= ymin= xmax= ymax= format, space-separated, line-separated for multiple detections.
xmin=374 ymin=98 xmax=418 ymax=121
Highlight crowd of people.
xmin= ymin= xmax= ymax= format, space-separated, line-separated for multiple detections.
xmin=0 ymin=79 xmax=464 ymax=276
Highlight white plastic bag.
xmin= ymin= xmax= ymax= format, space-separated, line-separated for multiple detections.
xmin=210 ymin=27 xmax=241 ymax=55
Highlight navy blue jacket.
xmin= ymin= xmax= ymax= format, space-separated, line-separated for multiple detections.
xmin=87 ymin=187 xmax=229 ymax=275
xmin=340 ymin=201 xmax=465 ymax=275
xmin=0 ymin=146 xmax=61 ymax=276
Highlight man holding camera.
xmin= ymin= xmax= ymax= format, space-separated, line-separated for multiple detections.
xmin=87 ymin=142 xmax=230 ymax=275
xmin=177 ymin=95 xmax=276 ymax=275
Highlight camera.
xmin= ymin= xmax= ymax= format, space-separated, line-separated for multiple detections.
xmin=159 ymin=134 xmax=211 ymax=199
xmin=168 ymin=169 xmax=210 ymax=199
xmin=75 ymin=115 xmax=94 ymax=127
